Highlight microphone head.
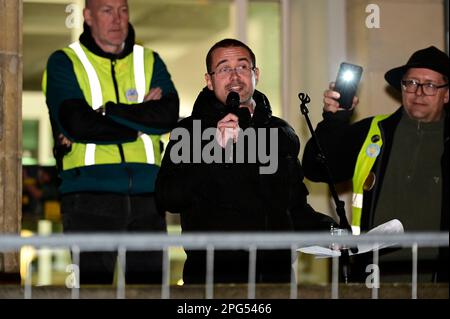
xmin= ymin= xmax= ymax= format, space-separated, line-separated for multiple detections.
xmin=226 ymin=91 xmax=240 ymax=110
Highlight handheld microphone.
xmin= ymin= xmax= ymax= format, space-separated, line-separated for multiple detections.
xmin=225 ymin=91 xmax=251 ymax=128
xmin=226 ymin=91 xmax=240 ymax=112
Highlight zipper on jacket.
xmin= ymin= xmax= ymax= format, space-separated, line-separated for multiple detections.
xmin=110 ymin=59 xmax=120 ymax=103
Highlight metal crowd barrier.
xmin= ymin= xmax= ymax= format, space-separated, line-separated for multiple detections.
xmin=0 ymin=232 xmax=448 ymax=299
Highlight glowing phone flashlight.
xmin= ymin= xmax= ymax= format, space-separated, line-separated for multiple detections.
xmin=334 ymin=62 xmax=363 ymax=109
xmin=342 ymin=70 xmax=354 ymax=82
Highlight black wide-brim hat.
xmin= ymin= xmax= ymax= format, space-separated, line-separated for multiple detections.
xmin=384 ymin=46 xmax=449 ymax=91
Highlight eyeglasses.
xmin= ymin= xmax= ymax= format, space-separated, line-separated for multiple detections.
xmin=209 ymin=65 xmax=255 ymax=77
xmin=401 ymin=79 xmax=449 ymax=96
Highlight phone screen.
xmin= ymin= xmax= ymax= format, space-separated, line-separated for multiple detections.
xmin=334 ymin=62 xmax=363 ymax=109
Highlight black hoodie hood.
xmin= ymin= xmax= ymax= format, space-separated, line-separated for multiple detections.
xmin=191 ymin=87 xmax=273 ymax=127
xmin=79 ymin=22 xmax=136 ymax=60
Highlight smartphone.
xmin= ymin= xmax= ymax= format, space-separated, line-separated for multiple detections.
xmin=334 ymin=62 xmax=363 ymax=109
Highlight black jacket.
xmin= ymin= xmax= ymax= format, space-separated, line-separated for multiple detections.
xmin=302 ymin=106 xmax=449 ymax=281
xmin=156 ymin=87 xmax=334 ymax=283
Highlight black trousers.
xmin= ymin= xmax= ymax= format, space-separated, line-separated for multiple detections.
xmin=61 ymin=192 xmax=166 ymax=285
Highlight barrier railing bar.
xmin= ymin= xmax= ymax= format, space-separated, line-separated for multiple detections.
xmin=290 ymin=244 xmax=297 ymax=300
xmin=248 ymin=245 xmax=257 ymax=299
xmin=24 ymin=260 xmax=32 ymax=299
xmin=161 ymin=247 xmax=170 ymax=299
xmin=412 ymin=243 xmax=418 ymax=299
xmin=116 ymin=246 xmax=126 ymax=299
xmin=372 ymin=244 xmax=379 ymax=299
xmin=1 ymin=232 xmax=448 ymax=251
xmin=71 ymin=245 xmax=80 ymax=299
xmin=206 ymin=245 xmax=214 ymax=299
xmin=2 ymin=232 xmax=447 ymax=300
xmin=331 ymin=256 xmax=339 ymax=299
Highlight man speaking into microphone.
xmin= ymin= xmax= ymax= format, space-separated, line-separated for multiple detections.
xmin=156 ymin=38 xmax=335 ymax=284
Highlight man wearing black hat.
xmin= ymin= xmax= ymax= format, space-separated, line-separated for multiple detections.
xmin=302 ymin=46 xmax=449 ymax=282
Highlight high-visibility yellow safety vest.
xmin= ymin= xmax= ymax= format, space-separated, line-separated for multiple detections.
xmin=44 ymin=42 xmax=161 ymax=171
xmin=351 ymin=114 xmax=390 ymax=235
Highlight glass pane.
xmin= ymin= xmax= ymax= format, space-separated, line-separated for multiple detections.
xmin=23 ymin=119 xmax=39 ymax=165
xmin=23 ymin=2 xmax=72 ymax=91
xmin=248 ymin=1 xmax=281 ymax=116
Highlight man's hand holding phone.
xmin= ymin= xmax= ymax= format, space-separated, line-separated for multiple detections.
xmin=323 ymin=82 xmax=359 ymax=113
xmin=324 ymin=62 xmax=362 ymax=113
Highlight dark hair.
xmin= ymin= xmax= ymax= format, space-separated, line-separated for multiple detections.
xmin=206 ymin=38 xmax=256 ymax=73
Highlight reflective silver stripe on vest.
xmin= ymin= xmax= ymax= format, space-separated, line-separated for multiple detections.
xmin=352 ymin=193 xmax=363 ymax=209
xmin=70 ymin=42 xmax=154 ymax=165
xmin=133 ymin=45 xmax=155 ymax=164
xmin=140 ymin=134 xmax=155 ymax=164
xmin=69 ymin=42 xmax=103 ymax=109
xmin=69 ymin=42 xmax=102 ymax=166
xmin=351 ymin=226 xmax=361 ymax=235
xmin=133 ymin=44 xmax=145 ymax=103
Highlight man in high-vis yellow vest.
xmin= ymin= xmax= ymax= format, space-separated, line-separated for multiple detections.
xmin=43 ymin=0 xmax=179 ymax=284
xmin=303 ymin=46 xmax=448 ymax=282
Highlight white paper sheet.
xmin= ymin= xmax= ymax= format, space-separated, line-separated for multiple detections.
xmin=297 ymin=219 xmax=404 ymax=258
